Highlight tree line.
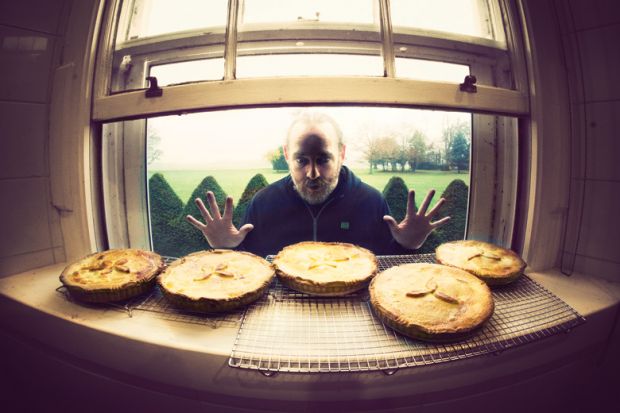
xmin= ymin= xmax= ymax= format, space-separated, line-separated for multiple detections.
xmin=265 ymin=120 xmax=471 ymax=174
xmin=362 ymin=120 xmax=471 ymax=174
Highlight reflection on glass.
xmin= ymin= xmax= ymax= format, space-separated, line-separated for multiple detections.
xmin=236 ymin=53 xmax=383 ymax=78
xmin=117 ymin=0 xmax=228 ymax=43
xmin=145 ymin=107 xmax=471 ymax=257
xmin=241 ymin=0 xmax=376 ymax=25
xmin=150 ymin=59 xmax=225 ymax=86
xmin=391 ymin=0 xmax=496 ymax=40
xmin=395 ymin=58 xmax=469 ymax=83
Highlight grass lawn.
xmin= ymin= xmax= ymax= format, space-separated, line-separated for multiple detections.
xmin=148 ymin=168 xmax=470 ymax=209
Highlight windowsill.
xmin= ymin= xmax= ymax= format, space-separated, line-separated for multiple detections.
xmin=0 ymin=263 xmax=619 ymax=410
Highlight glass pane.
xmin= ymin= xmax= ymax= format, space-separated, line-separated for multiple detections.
xmin=111 ymin=0 xmax=227 ymax=93
xmin=238 ymin=1 xmax=381 ymax=79
xmin=117 ymin=0 xmax=228 ymax=43
xmin=241 ymin=0 xmax=376 ymax=25
xmin=395 ymin=58 xmax=469 ymax=82
xmin=236 ymin=53 xmax=383 ymax=78
xmin=391 ymin=0 xmax=497 ymax=40
xmin=144 ymin=107 xmax=471 ymax=257
xmin=149 ymin=59 xmax=225 ymax=86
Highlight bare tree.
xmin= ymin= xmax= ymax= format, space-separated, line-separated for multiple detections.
xmin=147 ymin=129 xmax=163 ymax=166
xmin=406 ymin=130 xmax=428 ymax=171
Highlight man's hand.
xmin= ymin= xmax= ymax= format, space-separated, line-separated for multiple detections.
xmin=185 ymin=191 xmax=253 ymax=249
xmin=383 ymin=189 xmax=450 ymax=250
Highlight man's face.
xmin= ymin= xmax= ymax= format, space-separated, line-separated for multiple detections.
xmin=284 ymin=121 xmax=346 ymax=205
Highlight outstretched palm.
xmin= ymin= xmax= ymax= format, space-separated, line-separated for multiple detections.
xmin=186 ymin=191 xmax=253 ymax=249
xmin=383 ymin=189 xmax=450 ymax=250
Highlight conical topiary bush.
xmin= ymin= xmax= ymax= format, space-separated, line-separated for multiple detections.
xmin=433 ymin=179 xmax=468 ymax=246
xmin=148 ymin=173 xmax=184 ymax=256
xmin=233 ymin=173 xmax=269 ymax=227
xmin=169 ymin=176 xmax=228 ymax=257
xmin=382 ymin=176 xmax=410 ymax=223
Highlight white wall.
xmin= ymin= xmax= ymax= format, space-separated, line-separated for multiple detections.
xmin=0 ymin=0 xmax=69 ymax=276
xmin=556 ymin=0 xmax=620 ymax=279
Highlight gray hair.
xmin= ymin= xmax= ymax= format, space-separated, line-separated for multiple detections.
xmin=285 ymin=111 xmax=344 ymax=149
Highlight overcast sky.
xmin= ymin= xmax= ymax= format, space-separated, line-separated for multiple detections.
xmin=148 ymin=107 xmax=470 ymax=170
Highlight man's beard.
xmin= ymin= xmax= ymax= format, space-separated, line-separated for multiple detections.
xmin=293 ymin=175 xmax=339 ymax=205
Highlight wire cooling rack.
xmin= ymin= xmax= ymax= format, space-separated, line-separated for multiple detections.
xmin=229 ymin=254 xmax=586 ymax=373
xmin=56 ymin=256 xmax=244 ymax=328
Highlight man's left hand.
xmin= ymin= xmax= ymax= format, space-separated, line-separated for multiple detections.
xmin=383 ymin=189 xmax=451 ymax=250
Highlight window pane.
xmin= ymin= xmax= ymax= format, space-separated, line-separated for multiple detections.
xmin=395 ymin=58 xmax=469 ymax=82
xmin=241 ymin=0 xmax=376 ymax=25
xmin=150 ymin=59 xmax=225 ymax=86
xmin=144 ymin=107 xmax=471 ymax=257
xmin=117 ymin=0 xmax=228 ymax=43
xmin=236 ymin=53 xmax=383 ymax=78
xmin=391 ymin=0 xmax=497 ymax=40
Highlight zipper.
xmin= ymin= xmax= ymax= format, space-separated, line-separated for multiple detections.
xmin=303 ymin=194 xmax=345 ymax=241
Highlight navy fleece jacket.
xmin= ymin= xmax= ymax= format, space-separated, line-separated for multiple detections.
xmin=239 ymin=166 xmax=410 ymax=257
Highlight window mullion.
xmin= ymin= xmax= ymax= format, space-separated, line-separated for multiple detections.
xmin=378 ymin=0 xmax=395 ymax=77
xmin=223 ymin=0 xmax=240 ymax=80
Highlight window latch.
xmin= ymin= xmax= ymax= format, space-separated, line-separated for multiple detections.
xmin=145 ymin=76 xmax=163 ymax=98
xmin=459 ymin=75 xmax=477 ymax=93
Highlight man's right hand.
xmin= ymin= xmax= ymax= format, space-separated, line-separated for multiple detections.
xmin=186 ymin=191 xmax=253 ymax=249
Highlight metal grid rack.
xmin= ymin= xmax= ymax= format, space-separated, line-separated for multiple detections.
xmin=56 ymin=256 xmax=244 ymax=328
xmin=229 ymin=254 xmax=585 ymax=373
xmin=57 ymin=285 xmax=244 ymax=327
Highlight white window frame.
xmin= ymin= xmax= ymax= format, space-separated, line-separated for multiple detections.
xmin=94 ymin=0 xmax=529 ymax=254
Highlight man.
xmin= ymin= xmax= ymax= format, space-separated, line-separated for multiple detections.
xmin=186 ymin=112 xmax=450 ymax=257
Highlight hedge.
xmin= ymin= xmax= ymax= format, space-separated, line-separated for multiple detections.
xmin=148 ymin=173 xmax=184 ymax=256
xmin=149 ymin=176 xmax=225 ymax=258
xmin=148 ymin=174 xmax=469 ymax=258
xmin=149 ymin=173 xmax=266 ymax=258
xmin=418 ymin=178 xmax=468 ymax=253
xmin=382 ymin=176 xmax=410 ymax=223
xmin=233 ymin=173 xmax=269 ymax=227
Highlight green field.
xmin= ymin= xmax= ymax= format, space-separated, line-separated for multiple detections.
xmin=148 ymin=168 xmax=470 ymax=209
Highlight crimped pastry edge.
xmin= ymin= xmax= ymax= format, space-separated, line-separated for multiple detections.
xmin=368 ymin=264 xmax=495 ymax=342
xmin=277 ymin=270 xmax=372 ymax=296
xmin=273 ymin=241 xmax=378 ymax=296
xmin=157 ymin=249 xmax=275 ymax=313
xmin=59 ymin=249 xmax=165 ymax=303
xmin=159 ymin=282 xmax=271 ymax=313
xmin=435 ymin=240 xmax=526 ymax=285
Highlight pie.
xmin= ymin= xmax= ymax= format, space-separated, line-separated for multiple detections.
xmin=59 ymin=249 xmax=164 ymax=303
xmin=435 ymin=240 xmax=526 ymax=285
xmin=158 ymin=249 xmax=275 ymax=313
xmin=272 ymin=241 xmax=378 ymax=296
xmin=369 ymin=263 xmax=494 ymax=342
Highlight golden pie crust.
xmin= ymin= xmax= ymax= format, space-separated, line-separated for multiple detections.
xmin=369 ymin=263 xmax=494 ymax=342
xmin=272 ymin=241 xmax=378 ymax=296
xmin=436 ymin=240 xmax=526 ymax=286
xmin=59 ymin=249 xmax=164 ymax=303
xmin=158 ymin=250 xmax=275 ymax=313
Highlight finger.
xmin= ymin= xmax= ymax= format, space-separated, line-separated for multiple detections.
xmin=383 ymin=215 xmax=399 ymax=230
xmin=195 ymin=198 xmax=213 ymax=222
xmin=238 ymin=223 xmax=254 ymax=236
xmin=206 ymin=191 xmax=222 ymax=220
xmin=431 ymin=216 xmax=451 ymax=229
xmin=426 ymin=197 xmax=446 ymax=218
xmin=405 ymin=190 xmax=416 ymax=218
xmin=222 ymin=196 xmax=234 ymax=221
xmin=418 ymin=189 xmax=435 ymax=215
xmin=185 ymin=214 xmax=206 ymax=230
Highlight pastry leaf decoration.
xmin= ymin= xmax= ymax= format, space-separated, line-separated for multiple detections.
xmin=406 ymin=277 xmax=460 ymax=304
